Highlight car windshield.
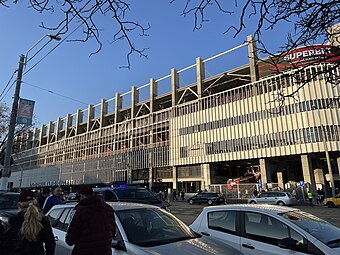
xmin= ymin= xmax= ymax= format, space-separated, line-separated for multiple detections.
xmin=115 ymin=189 xmax=161 ymax=204
xmin=281 ymin=210 xmax=340 ymax=248
xmin=0 ymin=194 xmax=19 ymax=209
xmin=116 ymin=208 xmax=198 ymax=247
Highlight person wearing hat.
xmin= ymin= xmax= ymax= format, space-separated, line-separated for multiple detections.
xmin=0 ymin=189 xmax=55 ymax=255
xmin=66 ymin=186 xmax=116 ymax=255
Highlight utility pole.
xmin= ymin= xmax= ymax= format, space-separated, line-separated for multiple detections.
xmin=0 ymin=54 xmax=25 ymax=191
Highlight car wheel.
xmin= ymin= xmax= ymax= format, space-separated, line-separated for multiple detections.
xmin=249 ymin=201 xmax=256 ymax=204
xmin=189 ymin=199 xmax=194 ymax=205
xmin=327 ymin=201 xmax=335 ymax=208
xmin=207 ymin=200 xmax=213 ymax=205
xmin=277 ymin=201 xmax=285 ymax=206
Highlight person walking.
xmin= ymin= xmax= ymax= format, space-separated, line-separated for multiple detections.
xmin=66 ymin=186 xmax=116 ymax=255
xmin=172 ymin=190 xmax=177 ymax=201
xmin=0 ymin=189 xmax=55 ymax=255
xmin=180 ymin=190 xmax=185 ymax=200
xmin=37 ymin=187 xmax=51 ymax=209
xmin=307 ymin=190 xmax=314 ymax=206
xmin=42 ymin=186 xmax=64 ymax=214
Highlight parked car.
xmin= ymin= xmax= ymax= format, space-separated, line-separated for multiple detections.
xmin=248 ymin=191 xmax=297 ymax=206
xmin=46 ymin=202 xmax=242 ymax=255
xmin=93 ymin=186 xmax=171 ymax=211
xmin=323 ymin=193 xmax=340 ymax=208
xmin=190 ymin=204 xmax=340 ymax=255
xmin=0 ymin=192 xmax=20 ymax=227
xmin=187 ymin=192 xmax=225 ymax=205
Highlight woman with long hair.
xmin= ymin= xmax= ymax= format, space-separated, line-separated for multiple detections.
xmin=0 ymin=190 xmax=55 ymax=255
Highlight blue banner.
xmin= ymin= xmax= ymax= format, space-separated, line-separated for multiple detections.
xmin=17 ymin=98 xmax=35 ymax=125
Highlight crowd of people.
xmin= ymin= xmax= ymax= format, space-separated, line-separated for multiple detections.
xmin=0 ymin=185 xmax=116 ymax=255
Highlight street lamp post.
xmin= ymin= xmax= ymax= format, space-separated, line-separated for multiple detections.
xmin=0 ymin=34 xmax=61 ymax=191
xmin=313 ymin=105 xmax=336 ymax=198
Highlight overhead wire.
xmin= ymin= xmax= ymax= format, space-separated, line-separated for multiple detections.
xmin=2 ymin=0 xmax=108 ymax=116
xmin=0 ymin=71 xmax=17 ymax=102
xmin=22 ymin=81 xmax=89 ymax=106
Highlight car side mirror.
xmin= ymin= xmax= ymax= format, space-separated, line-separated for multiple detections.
xmin=278 ymin=237 xmax=297 ymax=250
xmin=112 ymin=239 xmax=127 ymax=252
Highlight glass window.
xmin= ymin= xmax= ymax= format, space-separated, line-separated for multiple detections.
xmin=244 ymin=212 xmax=289 ymax=245
xmin=55 ymin=208 xmax=72 ymax=231
xmin=208 ymin=211 xmax=236 ymax=234
xmin=47 ymin=208 xmax=64 ymax=227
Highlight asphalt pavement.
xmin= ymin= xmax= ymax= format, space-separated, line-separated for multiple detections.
xmin=170 ymin=199 xmax=340 ymax=228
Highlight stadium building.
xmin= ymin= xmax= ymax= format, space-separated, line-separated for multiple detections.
xmin=4 ymin=33 xmax=340 ymax=196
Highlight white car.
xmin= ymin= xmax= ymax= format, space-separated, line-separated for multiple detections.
xmin=248 ymin=191 xmax=298 ymax=206
xmin=190 ymin=204 xmax=340 ymax=255
xmin=46 ymin=202 xmax=242 ymax=255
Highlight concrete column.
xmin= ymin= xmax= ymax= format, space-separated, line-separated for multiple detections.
xmin=314 ymin=168 xmax=325 ymax=185
xmin=247 ymin=35 xmax=259 ymax=83
xmin=171 ymin=68 xmax=179 ymax=107
xmin=33 ymin=128 xmax=38 ymax=147
xmin=131 ymin=86 xmax=139 ymax=119
xmin=114 ymin=93 xmax=122 ymax=124
xmin=65 ymin=114 xmax=72 ymax=138
xmin=149 ymin=79 xmax=158 ymax=189
xmin=202 ymin=163 xmax=211 ymax=191
xmin=172 ymin=166 xmax=177 ymax=190
xmin=75 ymin=109 xmax=83 ymax=135
xmin=39 ymin=124 xmax=46 ymax=146
xmin=196 ymin=57 xmax=205 ymax=98
xmin=47 ymin=121 xmax=53 ymax=144
xmin=56 ymin=117 xmax=62 ymax=141
xmin=301 ymin=154 xmax=317 ymax=194
xmin=100 ymin=99 xmax=108 ymax=128
xmin=86 ymin=104 xmax=94 ymax=132
xmin=259 ymin=158 xmax=271 ymax=187
xmin=150 ymin=78 xmax=158 ymax=112
xmin=277 ymin=170 xmax=284 ymax=190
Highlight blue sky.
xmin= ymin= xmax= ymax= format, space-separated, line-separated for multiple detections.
xmin=0 ymin=1 xmax=296 ymax=126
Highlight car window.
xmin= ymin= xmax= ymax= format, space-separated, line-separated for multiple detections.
xmin=277 ymin=193 xmax=286 ymax=197
xmin=282 ymin=210 xmax=340 ymax=248
xmin=47 ymin=208 xmax=64 ymax=227
xmin=208 ymin=211 xmax=236 ymax=234
xmin=55 ymin=208 xmax=72 ymax=231
xmin=104 ymin=190 xmax=118 ymax=201
xmin=268 ymin=192 xmax=278 ymax=197
xmin=0 ymin=194 xmax=19 ymax=209
xmin=116 ymin=208 xmax=197 ymax=246
xmin=244 ymin=212 xmax=289 ymax=245
xmin=259 ymin=193 xmax=269 ymax=198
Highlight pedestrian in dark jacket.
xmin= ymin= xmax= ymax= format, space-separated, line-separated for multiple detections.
xmin=37 ymin=187 xmax=51 ymax=209
xmin=42 ymin=186 xmax=64 ymax=214
xmin=0 ymin=189 xmax=55 ymax=255
xmin=66 ymin=186 xmax=116 ymax=255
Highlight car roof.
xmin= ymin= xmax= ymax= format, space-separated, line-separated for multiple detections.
xmin=0 ymin=192 xmax=20 ymax=196
xmin=50 ymin=201 xmax=160 ymax=211
xmin=201 ymin=204 xmax=299 ymax=214
xmin=93 ymin=186 xmax=149 ymax=191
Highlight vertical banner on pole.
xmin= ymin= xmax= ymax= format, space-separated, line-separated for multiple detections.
xmin=17 ymin=98 xmax=35 ymax=125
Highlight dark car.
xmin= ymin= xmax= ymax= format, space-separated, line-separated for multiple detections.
xmin=0 ymin=192 xmax=20 ymax=228
xmin=188 ymin=192 xmax=225 ymax=205
xmin=93 ymin=186 xmax=171 ymax=211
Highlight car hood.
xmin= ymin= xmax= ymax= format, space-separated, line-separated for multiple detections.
xmin=141 ymin=237 xmax=240 ymax=255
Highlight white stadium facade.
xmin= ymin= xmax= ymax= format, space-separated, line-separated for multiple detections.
xmin=4 ymin=33 xmax=340 ymax=196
